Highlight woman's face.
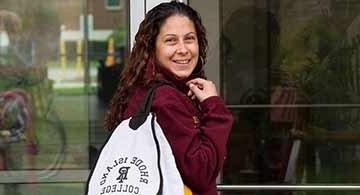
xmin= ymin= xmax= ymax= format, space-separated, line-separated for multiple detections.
xmin=155 ymin=15 xmax=199 ymax=79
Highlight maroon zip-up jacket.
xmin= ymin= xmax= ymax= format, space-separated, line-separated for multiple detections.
xmin=122 ymin=64 xmax=233 ymax=195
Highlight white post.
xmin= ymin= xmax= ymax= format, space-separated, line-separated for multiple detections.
xmin=129 ymin=1 xmax=145 ymax=50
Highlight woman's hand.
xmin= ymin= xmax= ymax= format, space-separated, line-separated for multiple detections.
xmin=186 ymin=78 xmax=218 ymax=102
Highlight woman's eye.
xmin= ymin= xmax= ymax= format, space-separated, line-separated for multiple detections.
xmin=185 ymin=36 xmax=196 ymax=42
xmin=165 ymin=38 xmax=176 ymax=43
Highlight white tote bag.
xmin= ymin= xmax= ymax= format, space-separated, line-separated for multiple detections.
xmin=86 ymin=84 xmax=192 ymax=195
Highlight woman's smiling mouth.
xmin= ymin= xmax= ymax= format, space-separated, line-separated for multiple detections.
xmin=173 ymin=59 xmax=191 ymax=64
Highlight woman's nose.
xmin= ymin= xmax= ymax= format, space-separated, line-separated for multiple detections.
xmin=176 ymin=42 xmax=189 ymax=54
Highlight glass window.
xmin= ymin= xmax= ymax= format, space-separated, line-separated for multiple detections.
xmin=0 ymin=0 xmax=129 ymax=193
xmin=190 ymin=0 xmax=360 ymax=193
xmin=0 ymin=183 xmax=84 ymax=194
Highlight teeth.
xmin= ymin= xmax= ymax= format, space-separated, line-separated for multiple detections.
xmin=174 ymin=60 xmax=189 ymax=64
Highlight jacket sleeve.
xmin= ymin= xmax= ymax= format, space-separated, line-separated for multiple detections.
xmin=153 ymin=86 xmax=233 ymax=192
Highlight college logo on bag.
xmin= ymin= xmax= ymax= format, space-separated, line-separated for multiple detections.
xmin=117 ymin=166 xmax=130 ymax=183
xmin=86 ymin=84 xmax=191 ymax=195
xmin=98 ymin=157 xmax=150 ymax=194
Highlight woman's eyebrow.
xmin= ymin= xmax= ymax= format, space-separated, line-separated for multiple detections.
xmin=186 ymin=32 xmax=196 ymax=36
xmin=163 ymin=32 xmax=196 ymax=37
xmin=163 ymin=34 xmax=177 ymax=37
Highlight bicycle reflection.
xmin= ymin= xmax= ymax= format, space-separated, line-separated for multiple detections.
xmin=0 ymin=89 xmax=37 ymax=194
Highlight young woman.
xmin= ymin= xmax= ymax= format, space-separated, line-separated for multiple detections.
xmin=105 ymin=1 xmax=233 ymax=194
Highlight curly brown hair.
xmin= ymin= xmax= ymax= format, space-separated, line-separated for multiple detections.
xmin=104 ymin=1 xmax=208 ymax=131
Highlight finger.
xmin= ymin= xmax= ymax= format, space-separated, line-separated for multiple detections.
xmin=187 ymin=90 xmax=193 ymax=97
xmin=187 ymin=81 xmax=204 ymax=91
xmin=188 ymin=83 xmax=202 ymax=94
xmin=189 ymin=78 xmax=215 ymax=90
xmin=187 ymin=78 xmax=207 ymax=86
xmin=197 ymin=84 xmax=204 ymax=90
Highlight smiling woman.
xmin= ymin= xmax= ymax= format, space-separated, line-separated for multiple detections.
xmin=104 ymin=1 xmax=233 ymax=195
xmin=155 ymin=15 xmax=199 ymax=79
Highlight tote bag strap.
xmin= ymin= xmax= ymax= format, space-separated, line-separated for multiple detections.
xmin=129 ymin=82 xmax=163 ymax=130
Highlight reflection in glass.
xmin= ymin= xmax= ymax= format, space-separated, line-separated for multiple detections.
xmin=0 ymin=0 xmax=128 ymax=194
xmin=224 ymin=106 xmax=360 ymax=183
xmin=0 ymin=1 xmax=70 ymax=194
xmin=220 ymin=0 xmax=360 ymax=191
xmin=0 ymin=183 xmax=84 ymax=194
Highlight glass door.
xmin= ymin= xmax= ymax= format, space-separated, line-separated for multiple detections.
xmin=190 ymin=0 xmax=360 ymax=194
xmin=0 ymin=0 xmax=129 ymax=194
